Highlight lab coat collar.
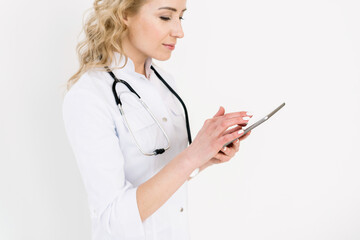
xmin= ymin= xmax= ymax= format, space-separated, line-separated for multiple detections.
xmin=110 ymin=52 xmax=153 ymax=80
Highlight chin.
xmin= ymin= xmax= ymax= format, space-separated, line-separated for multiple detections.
xmin=153 ymin=53 xmax=172 ymax=61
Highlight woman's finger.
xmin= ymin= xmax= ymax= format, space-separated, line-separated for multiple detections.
xmin=216 ymin=116 xmax=251 ymax=134
xmin=222 ymin=125 xmax=246 ymax=136
xmin=213 ymin=152 xmax=231 ymax=163
xmin=233 ymin=139 xmax=240 ymax=152
xmin=220 ymin=111 xmax=251 ymax=119
xmin=238 ymin=131 xmax=251 ymax=141
xmin=213 ymin=106 xmax=225 ymax=117
xmin=211 ymin=138 xmax=241 ymax=164
xmin=221 ymin=144 xmax=236 ymax=157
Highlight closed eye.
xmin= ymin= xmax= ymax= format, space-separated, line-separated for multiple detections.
xmin=160 ymin=16 xmax=185 ymax=21
xmin=160 ymin=16 xmax=170 ymax=21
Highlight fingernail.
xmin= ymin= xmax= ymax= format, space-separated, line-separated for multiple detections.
xmin=243 ymin=116 xmax=250 ymax=121
xmin=238 ymin=129 xmax=244 ymax=135
xmin=246 ymin=111 xmax=253 ymax=116
xmin=222 ymin=147 xmax=227 ymax=151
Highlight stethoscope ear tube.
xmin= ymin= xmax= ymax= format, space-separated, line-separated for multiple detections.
xmin=150 ymin=65 xmax=192 ymax=145
xmin=112 ymin=81 xmax=171 ymax=156
xmin=105 ymin=65 xmax=192 ymax=156
xmin=111 ymin=80 xmax=122 ymax=106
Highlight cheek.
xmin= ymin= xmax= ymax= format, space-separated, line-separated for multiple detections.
xmin=135 ymin=18 xmax=167 ymax=46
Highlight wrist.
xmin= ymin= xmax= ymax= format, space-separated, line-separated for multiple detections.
xmin=199 ymin=160 xmax=214 ymax=172
xmin=182 ymin=147 xmax=203 ymax=179
xmin=181 ymin=148 xmax=198 ymax=170
xmin=189 ymin=167 xmax=200 ymax=179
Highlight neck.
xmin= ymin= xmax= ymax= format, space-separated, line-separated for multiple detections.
xmin=122 ymin=36 xmax=147 ymax=76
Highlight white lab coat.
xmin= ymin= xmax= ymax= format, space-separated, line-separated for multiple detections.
xmin=62 ymin=52 xmax=191 ymax=240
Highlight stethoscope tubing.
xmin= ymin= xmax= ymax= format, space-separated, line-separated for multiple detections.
xmin=105 ymin=65 xmax=192 ymax=155
xmin=150 ymin=65 xmax=192 ymax=145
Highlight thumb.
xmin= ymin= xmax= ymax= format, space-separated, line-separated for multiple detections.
xmin=213 ymin=106 xmax=225 ymax=117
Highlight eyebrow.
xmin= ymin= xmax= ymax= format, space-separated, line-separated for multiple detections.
xmin=158 ymin=7 xmax=187 ymax=12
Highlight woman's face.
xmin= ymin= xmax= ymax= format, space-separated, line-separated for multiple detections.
xmin=124 ymin=0 xmax=187 ymax=61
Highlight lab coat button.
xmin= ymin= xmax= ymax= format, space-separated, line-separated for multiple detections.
xmin=180 ymin=207 xmax=184 ymax=212
xmin=162 ymin=117 xmax=167 ymax=122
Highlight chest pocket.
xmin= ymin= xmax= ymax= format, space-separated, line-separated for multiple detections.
xmin=118 ymin=89 xmax=157 ymax=132
xmin=166 ymin=94 xmax=184 ymax=118
xmin=122 ymin=106 xmax=164 ymax=153
xmin=125 ymin=107 xmax=156 ymax=131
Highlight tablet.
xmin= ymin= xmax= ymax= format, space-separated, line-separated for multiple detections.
xmin=222 ymin=102 xmax=286 ymax=148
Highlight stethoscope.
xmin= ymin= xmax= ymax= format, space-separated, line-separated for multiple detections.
xmin=105 ymin=65 xmax=192 ymax=156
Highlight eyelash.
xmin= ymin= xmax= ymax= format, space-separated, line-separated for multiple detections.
xmin=160 ymin=16 xmax=185 ymax=21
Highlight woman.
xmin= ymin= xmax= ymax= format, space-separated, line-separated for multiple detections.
xmin=62 ymin=0 xmax=252 ymax=239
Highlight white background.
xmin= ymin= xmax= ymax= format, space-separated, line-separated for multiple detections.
xmin=0 ymin=0 xmax=359 ymax=239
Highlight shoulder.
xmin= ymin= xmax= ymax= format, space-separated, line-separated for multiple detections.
xmin=66 ymin=68 xmax=111 ymax=97
xmin=63 ymin=68 xmax=115 ymax=110
xmin=62 ymin=69 xmax=120 ymax=130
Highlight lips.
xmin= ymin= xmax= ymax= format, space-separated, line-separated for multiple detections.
xmin=163 ymin=43 xmax=175 ymax=47
xmin=163 ymin=43 xmax=175 ymax=50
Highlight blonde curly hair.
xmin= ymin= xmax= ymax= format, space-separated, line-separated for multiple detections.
xmin=66 ymin=0 xmax=147 ymax=91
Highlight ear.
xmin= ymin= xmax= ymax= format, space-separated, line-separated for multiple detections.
xmin=122 ymin=11 xmax=130 ymax=28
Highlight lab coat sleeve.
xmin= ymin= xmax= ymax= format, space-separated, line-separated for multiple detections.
xmin=62 ymin=88 xmax=145 ymax=239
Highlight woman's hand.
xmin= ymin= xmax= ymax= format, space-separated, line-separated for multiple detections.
xmin=185 ymin=106 xmax=252 ymax=169
xmin=209 ymin=129 xmax=251 ymax=165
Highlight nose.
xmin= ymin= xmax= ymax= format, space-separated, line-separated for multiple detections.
xmin=170 ymin=20 xmax=184 ymax=39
